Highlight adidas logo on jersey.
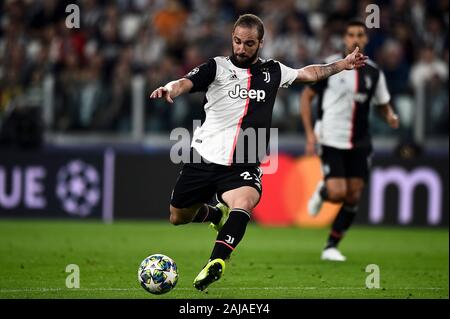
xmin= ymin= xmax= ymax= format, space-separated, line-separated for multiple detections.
xmin=229 ymin=84 xmax=266 ymax=102
xmin=228 ymin=69 xmax=238 ymax=80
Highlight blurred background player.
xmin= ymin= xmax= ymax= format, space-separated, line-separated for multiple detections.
xmin=150 ymin=14 xmax=367 ymax=290
xmin=300 ymin=20 xmax=399 ymax=261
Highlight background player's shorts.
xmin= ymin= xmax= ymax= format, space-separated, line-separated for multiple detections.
xmin=170 ymin=155 xmax=263 ymax=209
xmin=319 ymin=145 xmax=373 ymax=181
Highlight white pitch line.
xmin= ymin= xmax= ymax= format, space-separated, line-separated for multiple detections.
xmin=0 ymin=287 xmax=446 ymax=293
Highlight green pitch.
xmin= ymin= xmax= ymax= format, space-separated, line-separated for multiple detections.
xmin=0 ymin=220 xmax=447 ymax=299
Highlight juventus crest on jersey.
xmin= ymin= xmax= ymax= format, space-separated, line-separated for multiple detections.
xmin=184 ymin=56 xmax=298 ymax=166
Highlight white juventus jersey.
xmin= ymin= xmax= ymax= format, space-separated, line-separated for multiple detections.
xmin=311 ymin=54 xmax=391 ymax=149
xmin=184 ymin=56 xmax=298 ymax=166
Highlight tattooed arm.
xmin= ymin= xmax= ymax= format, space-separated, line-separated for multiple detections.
xmin=296 ymin=47 xmax=368 ymax=84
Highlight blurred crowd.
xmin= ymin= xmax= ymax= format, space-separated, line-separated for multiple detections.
xmin=0 ymin=0 xmax=448 ymax=139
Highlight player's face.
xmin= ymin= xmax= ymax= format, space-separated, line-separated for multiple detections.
xmin=231 ymin=26 xmax=263 ymax=67
xmin=344 ymin=26 xmax=368 ymax=53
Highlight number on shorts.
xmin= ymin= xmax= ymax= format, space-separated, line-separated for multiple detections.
xmin=240 ymin=172 xmax=253 ymax=180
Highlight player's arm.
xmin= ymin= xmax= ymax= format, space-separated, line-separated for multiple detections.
xmin=299 ymin=87 xmax=318 ymax=155
xmin=296 ymin=47 xmax=368 ymax=83
xmin=372 ymin=71 xmax=399 ymax=129
xmin=150 ymin=59 xmax=216 ymax=103
xmin=149 ymin=78 xmax=193 ymax=104
xmin=377 ymin=103 xmax=400 ymax=129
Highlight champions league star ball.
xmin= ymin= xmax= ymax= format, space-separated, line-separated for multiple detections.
xmin=138 ymin=254 xmax=179 ymax=295
xmin=56 ymin=160 xmax=101 ymax=217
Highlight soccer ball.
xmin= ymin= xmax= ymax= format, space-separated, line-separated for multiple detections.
xmin=138 ymin=254 xmax=178 ymax=295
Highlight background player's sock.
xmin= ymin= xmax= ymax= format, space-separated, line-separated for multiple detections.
xmin=319 ymin=185 xmax=329 ymax=200
xmin=209 ymin=209 xmax=251 ymax=260
xmin=325 ymin=203 xmax=358 ymax=249
xmin=192 ymin=204 xmax=222 ymax=224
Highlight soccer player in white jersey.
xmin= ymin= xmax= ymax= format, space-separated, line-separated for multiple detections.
xmin=300 ymin=20 xmax=400 ymax=262
xmin=150 ymin=14 xmax=367 ymax=291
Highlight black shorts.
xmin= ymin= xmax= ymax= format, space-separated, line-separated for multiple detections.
xmin=319 ymin=145 xmax=373 ymax=181
xmin=170 ymin=155 xmax=263 ymax=209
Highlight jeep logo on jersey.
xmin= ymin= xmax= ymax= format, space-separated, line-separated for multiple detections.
xmin=229 ymin=85 xmax=266 ymax=102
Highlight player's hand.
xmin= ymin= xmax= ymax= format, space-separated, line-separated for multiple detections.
xmin=344 ymin=47 xmax=368 ymax=70
xmin=387 ymin=113 xmax=400 ymax=129
xmin=149 ymin=86 xmax=174 ymax=103
xmin=305 ymin=135 xmax=317 ymax=156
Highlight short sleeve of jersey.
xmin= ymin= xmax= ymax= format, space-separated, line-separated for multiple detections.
xmin=184 ymin=58 xmax=217 ymax=93
xmin=372 ymin=71 xmax=391 ymax=105
xmin=278 ymin=61 xmax=298 ymax=88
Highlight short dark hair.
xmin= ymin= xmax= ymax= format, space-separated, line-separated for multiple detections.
xmin=344 ymin=20 xmax=368 ymax=34
xmin=233 ymin=14 xmax=265 ymax=41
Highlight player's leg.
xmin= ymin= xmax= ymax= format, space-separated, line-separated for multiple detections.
xmin=320 ymin=177 xmax=350 ymax=261
xmin=193 ymin=166 xmax=262 ymax=291
xmin=341 ymin=177 xmax=365 ymax=235
xmin=208 ymin=199 xmax=232 ymax=232
xmin=169 ymin=203 xmax=225 ymax=225
xmin=169 ymin=204 xmax=200 ymax=225
xmin=169 ymin=163 xmax=222 ymax=226
xmin=333 ymin=147 xmax=371 ymax=249
xmin=209 ymin=186 xmax=260 ymax=260
xmin=193 ymin=186 xmax=260 ymax=291
xmin=322 ymin=178 xmax=364 ymax=261
xmin=324 ymin=178 xmax=347 ymax=202
xmin=308 ymin=146 xmax=352 ymax=261
xmin=308 ymin=145 xmax=347 ymax=215
xmin=322 ymin=147 xmax=371 ymax=261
